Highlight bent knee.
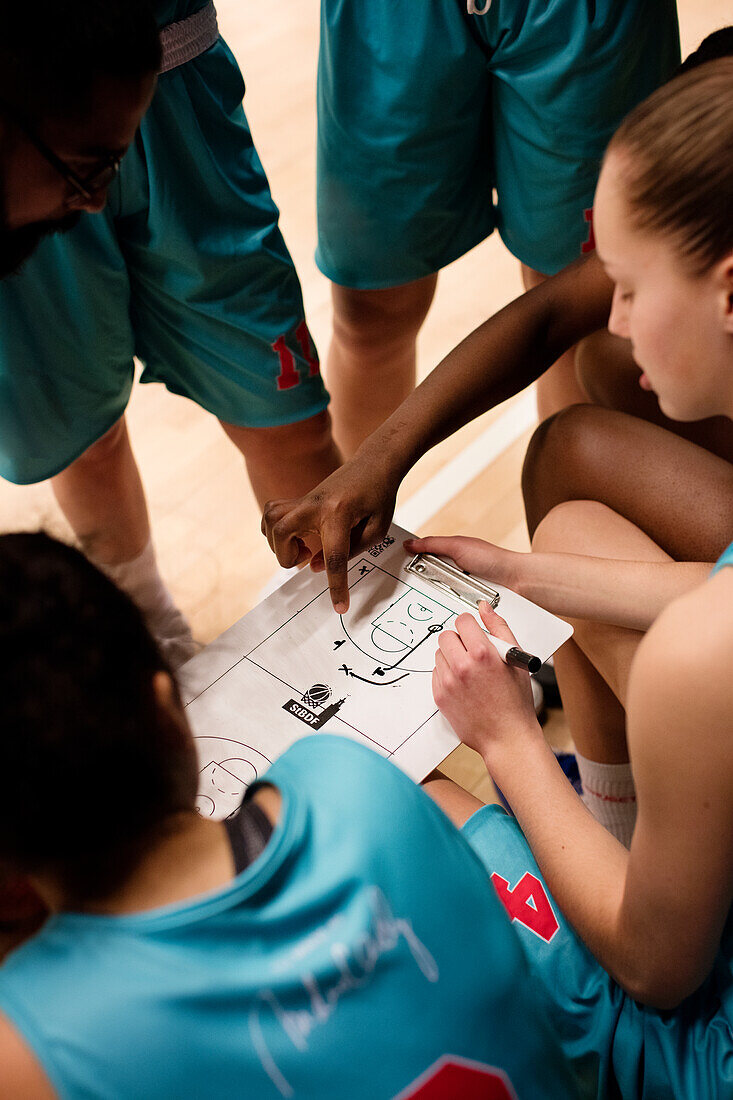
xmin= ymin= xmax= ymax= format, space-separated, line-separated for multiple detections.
xmin=532 ymin=500 xmax=617 ymax=553
xmin=522 ymin=405 xmax=610 ymax=531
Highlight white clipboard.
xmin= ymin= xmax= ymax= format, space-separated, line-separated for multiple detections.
xmin=179 ymin=524 xmax=573 ymax=814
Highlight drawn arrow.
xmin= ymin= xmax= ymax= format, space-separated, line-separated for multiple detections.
xmin=342 ymin=669 xmax=409 ymax=687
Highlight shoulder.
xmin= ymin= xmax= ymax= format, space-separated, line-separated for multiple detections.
xmin=0 ymin=1011 xmax=56 ymax=1099
xmin=634 ymin=570 xmax=733 ymax=688
xmin=272 ymin=734 xmax=423 ymax=810
xmin=273 ymin=734 xmax=405 ymax=786
xmin=628 ymin=572 xmax=733 ymax=769
xmin=271 ymin=735 xmax=459 ymax=836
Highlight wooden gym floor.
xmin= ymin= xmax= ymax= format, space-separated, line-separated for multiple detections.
xmin=0 ymin=0 xmax=726 ymax=799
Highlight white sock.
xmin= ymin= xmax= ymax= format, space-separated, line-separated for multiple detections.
xmin=90 ymin=538 xmax=199 ymax=670
xmin=575 ymin=752 xmax=637 ymax=848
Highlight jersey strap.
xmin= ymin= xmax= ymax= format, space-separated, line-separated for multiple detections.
xmin=224 ymin=799 xmax=273 ymax=875
xmin=159 ymin=2 xmax=219 ymax=74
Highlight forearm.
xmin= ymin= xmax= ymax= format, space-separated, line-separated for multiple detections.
xmin=354 ymin=257 xmax=610 ymax=478
xmin=487 ymin=733 xmax=649 ymax=995
xmin=510 ymin=553 xmax=709 ymax=631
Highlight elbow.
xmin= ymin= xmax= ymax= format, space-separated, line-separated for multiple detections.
xmin=623 ymin=980 xmax=685 ymax=1012
xmin=619 ymin=963 xmax=705 ymax=1011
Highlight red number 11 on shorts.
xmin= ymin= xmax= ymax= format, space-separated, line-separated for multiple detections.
xmin=273 ymin=322 xmax=321 ymax=391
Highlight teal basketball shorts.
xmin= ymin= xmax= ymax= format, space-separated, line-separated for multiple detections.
xmin=462 ymin=805 xmax=733 ymax=1099
xmin=316 ymin=0 xmax=680 ymax=288
xmin=0 ymin=37 xmax=328 ymax=485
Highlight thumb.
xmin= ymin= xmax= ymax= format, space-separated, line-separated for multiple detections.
xmin=403 ymin=536 xmax=466 ymax=564
xmin=478 ymin=601 xmax=519 ymax=647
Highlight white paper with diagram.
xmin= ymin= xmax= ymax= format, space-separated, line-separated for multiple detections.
xmin=178 ymin=525 xmax=573 ymax=817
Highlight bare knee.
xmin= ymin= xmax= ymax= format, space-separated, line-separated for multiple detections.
xmin=532 ymin=500 xmax=616 ymax=554
xmin=422 ymin=775 xmax=485 ymax=828
xmin=69 ymin=418 xmax=128 ymax=470
xmin=224 ymin=410 xmax=337 ymax=463
xmin=275 ymin=410 xmax=336 ymax=460
xmin=522 ymin=405 xmax=610 ymax=536
xmin=331 ymin=275 xmax=437 ymax=358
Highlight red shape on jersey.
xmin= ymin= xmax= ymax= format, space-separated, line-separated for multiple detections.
xmin=581 ymin=207 xmax=596 ymax=254
xmin=396 ymin=1056 xmax=517 ymax=1100
xmin=491 ymin=871 xmax=559 ymax=943
xmin=295 ymin=320 xmax=321 ymax=377
xmin=272 ymin=334 xmax=300 ymax=390
xmin=273 ymin=325 xmax=321 ymax=390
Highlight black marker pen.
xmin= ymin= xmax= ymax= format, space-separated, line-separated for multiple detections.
xmin=484 ymin=632 xmax=541 ymax=674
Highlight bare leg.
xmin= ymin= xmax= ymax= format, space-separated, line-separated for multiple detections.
xmin=422 ymin=773 xmax=485 ymax=829
xmin=576 ymin=330 xmax=733 ymax=463
xmin=220 ymin=409 xmax=341 ymax=508
xmin=326 ymin=275 xmax=438 ymax=457
xmin=550 ymin=640 xmax=628 ymax=763
xmin=521 ymin=264 xmax=589 ymax=419
xmin=522 ymin=405 xmax=733 ymax=560
xmin=51 ymin=416 xmax=196 ymax=667
xmin=51 ymin=417 xmax=149 ymax=565
xmin=532 ymin=500 xmax=672 ymax=764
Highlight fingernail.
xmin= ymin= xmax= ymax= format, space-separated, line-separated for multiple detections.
xmin=334 ymin=602 xmax=347 ymax=615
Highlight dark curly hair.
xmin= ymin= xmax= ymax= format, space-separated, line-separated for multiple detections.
xmin=0 ymin=532 xmax=198 ymax=904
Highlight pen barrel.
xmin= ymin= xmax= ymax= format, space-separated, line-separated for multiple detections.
xmin=505 ymin=647 xmax=541 ymax=674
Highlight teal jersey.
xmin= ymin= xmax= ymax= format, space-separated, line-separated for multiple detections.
xmin=0 ymin=737 xmax=579 ymax=1099
xmin=464 ymin=803 xmax=733 ymax=1099
xmin=610 ymin=541 xmax=733 ymax=1096
xmin=461 ymin=538 xmax=733 ymax=1099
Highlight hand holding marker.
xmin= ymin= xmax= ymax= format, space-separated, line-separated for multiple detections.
xmin=477 ymin=600 xmax=541 ymax=673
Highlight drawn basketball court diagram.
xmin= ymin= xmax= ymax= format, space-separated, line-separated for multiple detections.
xmin=342 ymin=585 xmax=451 ymax=674
xmin=241 ymin=560 xmax=458 ymax=755
xmin=181 ymin=523 xmax=574 ymax=785
xmin=194 ymin=736 xmax=271 ymax=820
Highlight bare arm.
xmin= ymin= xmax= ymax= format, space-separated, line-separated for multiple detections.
xmin=0 ymin=1013 xmax=57 ymax=1098
xmin=348 ymin=253 xmax=612 ymax=477
xmin=436 ymin=578 xmax=733 ymax=1008
xmin=407 ymin=535 xmax=710 ymax=632
xmin=263 ymin=254 xmax=614 ymax=611
xmin=517 ymin=554 xmax=709 ymax=629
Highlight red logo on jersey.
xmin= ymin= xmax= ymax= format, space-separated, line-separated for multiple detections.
xmin=273 ymin=321 xmax=321 ymax=391
xmin=395 ymin=1056 xmax=517 ymax=1100
xmin=581 ymin=207 xmax=596 ymax=254
xmin=491 ymin=871 xmax=559 ymax=943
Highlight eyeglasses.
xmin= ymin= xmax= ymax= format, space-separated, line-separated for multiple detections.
xmin=1 ymin=101 xmax=122 ymax=202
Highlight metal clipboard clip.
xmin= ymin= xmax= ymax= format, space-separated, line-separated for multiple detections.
xmin=405 ymin=553 xmax=501 ymax=612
